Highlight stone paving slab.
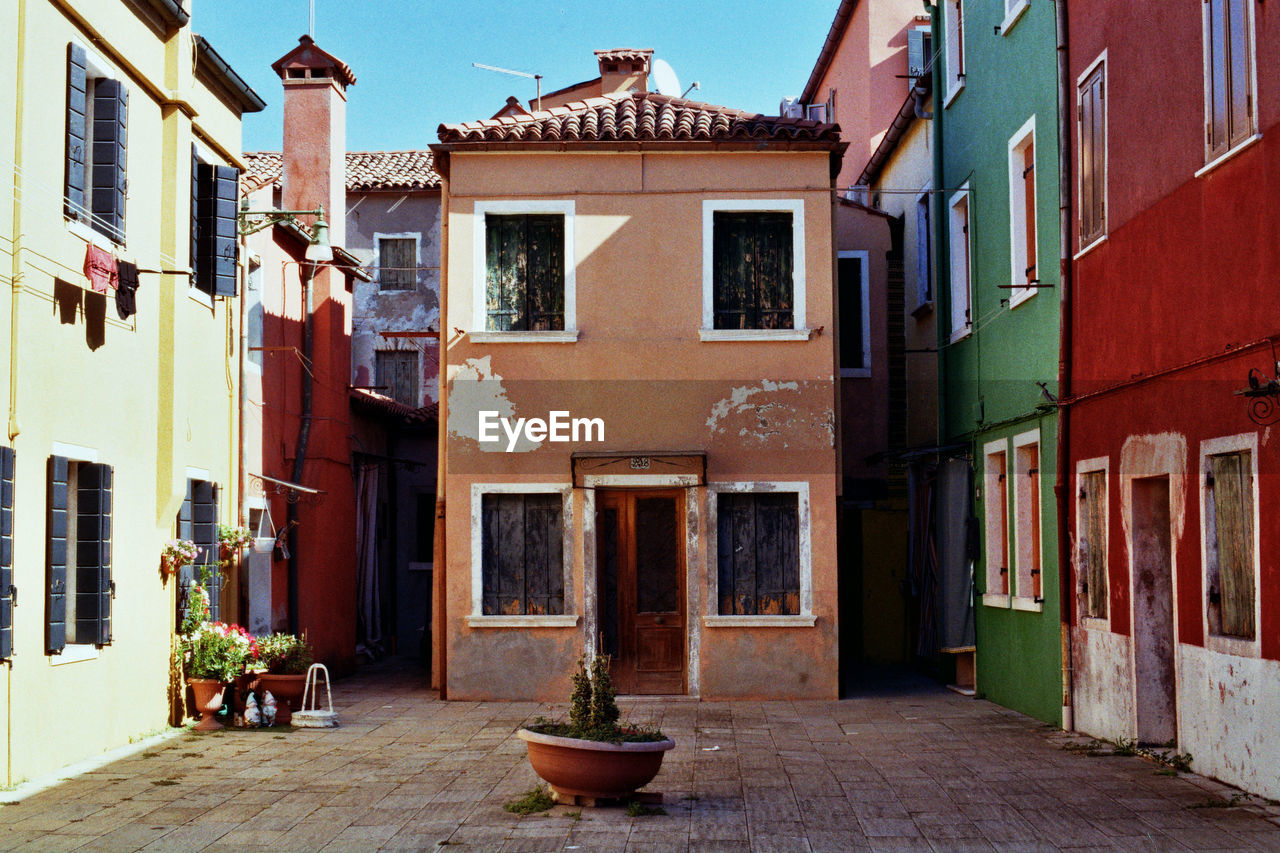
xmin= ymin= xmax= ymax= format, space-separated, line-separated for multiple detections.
xmin=1 ymin=660 xmax=1278 ymax=851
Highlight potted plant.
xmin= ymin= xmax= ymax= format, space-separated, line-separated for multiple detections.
xmin=181 ymin=584 xmax=256 ymax=731
xmin=517 ymin=655 xmax=674 ymax=803
xmin=160 ymin=538 xmax=198 ymax=583
xmin=253 ymin=632 xmax=314 ymax=721
xmin=217 ymin=523 xmax=253 ymax=561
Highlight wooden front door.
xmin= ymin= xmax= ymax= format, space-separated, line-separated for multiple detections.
xmin=597 ymin=490 xmax=686 ymax=695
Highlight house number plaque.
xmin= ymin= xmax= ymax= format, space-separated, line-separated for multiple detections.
xmin=629 ymin=456 xmax=651 ymax=470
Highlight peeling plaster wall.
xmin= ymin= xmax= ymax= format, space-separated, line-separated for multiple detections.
xmin=1070 ymin=626 xmax=1132 ymax=741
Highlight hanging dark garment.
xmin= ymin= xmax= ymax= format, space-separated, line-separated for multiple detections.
xmin=115 ymin=260 xmax=139 ymax=319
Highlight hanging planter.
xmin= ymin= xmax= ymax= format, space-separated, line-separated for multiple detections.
xmin=160 ymin=539 xmax=198 ymax=583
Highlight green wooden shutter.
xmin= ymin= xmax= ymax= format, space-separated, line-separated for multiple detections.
xmin=46 ymin=456 xmax=70 ymax=654
xmin=525 ymin=216 xmax=564 ymax=331
xmin=0 ymin=447 xmax=14 ymax=660
xmin=485 ymin=215 xmax=521 ymax=331
xmin=65 ymin=44 xmax=88 ymax=221
xmin=75 ymin=463 xmax=113 ymax=646
xmin=91 ymin=78 xmax=128 ymax=243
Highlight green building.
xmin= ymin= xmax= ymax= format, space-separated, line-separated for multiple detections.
xmin=930 ymin=0 xmax=1064 ymax=725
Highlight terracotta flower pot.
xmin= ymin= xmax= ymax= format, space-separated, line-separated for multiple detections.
xmin=517 ymin=728 xmax=675 ymax=800
xmin=257 ymin=673 xmax=307 ymax=720
xmin=188 ymin=678 xmax=228 ymax=731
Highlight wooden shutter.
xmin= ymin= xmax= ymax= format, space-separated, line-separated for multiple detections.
xmin=192 ymin=480 xmax=220 ymax=621
xmin=713 ymin=213 xmax=794 ymax=330
xmin=91 ymin=78 xmax=128 ymax=243
xmin=525 ymin=216 xmax=564 ymax=331
xmin=46 ymin=456 xmax=70 ymax=654
xmin=916 ymin=196 xmax=932 ymax=307
xmin=1210 ymin=452 xmax=1255 ymax=638
xmin=76 ymin=463 xmax=112 ymax=646
xmin=379 ymin=238 xmax=416 ymax=291
xmin=1080 ymin=471 xmax=1107 ymax=619
xmin=1226 ymin=0 xmax=1252 ymax=146
xmin=0 ymin=447 xmax=13 ymax=660
xmin=523 ymin=495 xmax=563 ymax=615
xmin=375 ymin=350 xmax=419 ymax=407
xmin=480 ymin=494 xmax=563 ymax=616
xmin=1022 ymin=141 xmax=1036 ymax=283
xmin=717 ymin=493 xmax=800 ymax=615
xmin=196 ymin=164 xmax=239 ymax=296
xmin=485 ymin=215 xmax=521 ymax=331
xmin=65 ymin=44 xmax=88 ymax=221
xmin=1079 ymin=67 xmax=1105 ymax=243
xmin=191 ymin=146 xmax=200 ymax=282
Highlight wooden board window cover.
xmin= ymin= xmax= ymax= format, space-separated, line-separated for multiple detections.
xmin=1207 ymin=451 xmax=1255 ymax=639
xmin=481 ymin=493 xmax=564 ymax=616
xmin=716 ymin=492 xmax=800 ymax=615
xmin=1079 ymin=470 xmax=1107 ymax=619
xmin=712 ymin=212 xmax=794 ymax=330
xmin=485 ymin=214 xmax=565 ymax=331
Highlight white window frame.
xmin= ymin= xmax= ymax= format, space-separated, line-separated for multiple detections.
xmin=470 ymin=200 xmax=577 ymax=343
xmin=245 ymin=257 xmax=264 ymax=374
xmin=1007 ymin=116 xmax=1038 ymax=308
xmin=1198 ymin=0 xmax=1260 ymax=175
xmin=942 ymin=0 xmax=966 ymax=107
xmin=466 ymin=483 xmax=577 ymax=628
xmin=1011 ymin=430 xmax=1043 ymax=612
xmin=1198 ymin=432 xmax=1261 ymax=658
xmin=948 ymin=185 xmax=972 ymax=343
xmin=1075 ymin=52 xmax=1108 ymax=257
xmin=65 ymin=42 xmax=128 ymax=251
xmin=1001 ymin=0 xmax=1031 ymax=36
xmin=838 ymin=250 xmax=871 ymax=378
xmin=701 ymin=199 xmax=810 ymax=342
xmin=705 ymin=482 xmax=815 ymax=627
xmin=982 ymin=439 xmax=1010 ymax=608
xmin=375 ymin=231 xmax=422 ymax=291
xmin=1075 ymin=455 xmax=1110 ymax=631
xmin=914 ymin=185 xmax=933 ymax=314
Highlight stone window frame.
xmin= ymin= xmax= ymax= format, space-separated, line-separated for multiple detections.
xmin=1198 ymin=432 xmax=1261 ymax=659
xmin=375 ymin=231 xmax=421 ymax=292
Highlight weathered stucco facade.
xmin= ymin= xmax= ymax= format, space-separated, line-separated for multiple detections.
xmin=433 ymin=81 xmax=846 ymax=700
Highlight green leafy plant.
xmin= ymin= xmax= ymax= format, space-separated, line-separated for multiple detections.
xmin=217 ymin=524 xmax=254 ymax=551
xmin=254 ymin=633 xmax=314 ymax=675
xmin=182 ymin=621 xmax=256 ymax=682
xmin=625 ymin=800 xmax=666 ymax=817
xmin=529 ymin=655 xmax=665 ymax=744
xmin=504 ymin=784 xmax=555 ymax=815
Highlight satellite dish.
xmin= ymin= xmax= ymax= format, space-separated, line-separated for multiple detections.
xmin=651 ymin=58 xmax=681 ymax=97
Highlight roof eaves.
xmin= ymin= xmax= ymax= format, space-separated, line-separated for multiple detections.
xmin=800 ymin=0 xmax=859 ymax=105
xmin=857 ymin=74 xmax=932 ymax=187
xmin=194 ymin=35 xmax=267 ymax=114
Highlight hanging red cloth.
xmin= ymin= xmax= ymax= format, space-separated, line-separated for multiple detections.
xmin=83 ymin=244 xmax=118 ymax=294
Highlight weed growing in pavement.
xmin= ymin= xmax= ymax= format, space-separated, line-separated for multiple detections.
xmin=626 ymin=801 xmax=666 ymax=817
xmin=150 ymin=779 xmax=178 ymax=786
xmin=1110 ymin=738 xmax=1138 ymax=756
xmin=564 ymin=810 xmax=582 ymax=821
xmin=504 ymin=784 xmax=555 ymax=815
xmin=141 ymin=751 xmax=161 ymax=759
xmin=1187 ymin=792 xmax=1252 ymax=809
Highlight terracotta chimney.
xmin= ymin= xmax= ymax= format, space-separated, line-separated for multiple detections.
xmin=271 ymin=35 xmax=356 ymax=246
xmin=594 ymin=48 xmax=653 ymax=95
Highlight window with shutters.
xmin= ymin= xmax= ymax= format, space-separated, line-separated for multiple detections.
xmin=1076 ymin=459 xmax=1108 ymax=624
xmin=472 ymin=201 xmax=575 ymax=340
xmin=65 ymin=44 xmax=128 ymax=245
xmin=1001 ymin=0 xmax=1031 ymax=35
xmin=46 ymin=456 xmax=113 ymax=654
xmin=1202 ymin=0 xmax=1256 ymax=165
xmin=1200 ymin=436 xmax=1259 ymax=653
xmin=0 ymin=448 xmax=13 ymax=661
xmin=191 ymin=151 xmax=240 ymax=298
xmin=838 ymin=251 xmax=869 ymax=377
xmin=701 ymin=200 xmax=807 ymax=340
xmin=948 ymin=186 xmax=971 ymax=342
xmin=914 ymin=190 xmax=933 ymax=313
xmin=377 ymin=234 xmax=419 ymax=291
xmin=1077 ymin=56 xmax=1107 ymax=249
xmin=709 ymin=484 xmax=812 ymax=623
xmin=907 ymin=26 xmax=933 ymax=92
xmin=982 ymin=441 xmax=1010 ymax=606
xmin=375 ymin=350 xmax=419 ymax=407
xmin=469 ymin=486 xmax=572 ymax=622
xmin=176 ymin=478 xmax=220 ymax=627
xmin=1012 ymin=431 xmax=1043 ymax=610
xmin=1008 ymin=117 xmax=1038 ymax=307
xmin=942 ymin=0 xmax=965 ymax=105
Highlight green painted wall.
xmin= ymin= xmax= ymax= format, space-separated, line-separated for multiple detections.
xmin=932 ymin=0 xmax=1063 ymax=725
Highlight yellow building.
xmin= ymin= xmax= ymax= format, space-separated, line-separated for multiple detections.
xmin=0 ymin=0 xmax=262 ymax=785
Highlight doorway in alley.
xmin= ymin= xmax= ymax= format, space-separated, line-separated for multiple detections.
xmin=1130 ymin=475 xmax=1178 ymax=746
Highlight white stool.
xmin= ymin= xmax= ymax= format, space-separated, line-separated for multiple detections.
xmin=292 ymin=663 xmax=339 ymax=727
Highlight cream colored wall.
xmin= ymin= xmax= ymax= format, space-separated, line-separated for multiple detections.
xmin=0 ymin=0 xmax=244 ymax=785
xmin=442 ymin=149 xmax=841 ymax=699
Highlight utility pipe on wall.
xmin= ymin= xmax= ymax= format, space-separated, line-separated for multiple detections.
xmin=286 ymin=260 xmax=317 ymax=634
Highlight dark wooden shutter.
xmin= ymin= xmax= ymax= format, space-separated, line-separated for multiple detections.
xmin=196 ymin=164 xmax=239 ymax=296
xmin=525 ymin=216 xmax=564 ymax=331
xmin=76 ymin=463 xmax=112 ymax=646
xmin=91 ymin=78 xmax=128 ymax=243
xmin=713 ymin=213 xmax=794 ymax=330
xmin=753 ymin=494 xmax=800 ymax=615
xmin=46 ymin=456 xmax=70 ymax=654
xmin=379 ymin=238 xmax=416 ymax=290
xmin=1210 ymin=452 xmax=1254 ymax=638
xmin=485 ymin=215 xmax=520 ymax=331
xmin=1080 ymin=471 xmax=1107 ymax=619
xmin=192 ymin=480 xmax=220 ymax=621
xmin=190 ymin=145 xmax=200 ymax=283
xmin=0 ymin=447 xmax=14 ymax=660
xmin=481 ymin=493 xmax=562 ymax=615
xmin=66 ymin=44 xmax=88 ymax=221
xmin=484 ymin=215 xmax=565 ymax=331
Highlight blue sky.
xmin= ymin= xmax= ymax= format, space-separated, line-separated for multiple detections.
xmin=195 ymin=0 xmax=837 ymax=152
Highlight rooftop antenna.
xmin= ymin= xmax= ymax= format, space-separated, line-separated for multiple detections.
xmin=473 ymin=62 xmax=544 ymax=112
xmin=681 ymin=81 xmax=701 ymax=99
xmin=308 ymin=0 xmax=315 ymax=38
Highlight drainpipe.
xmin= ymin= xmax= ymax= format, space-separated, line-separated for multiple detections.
xmin=286 ymin=260 xmax=316 ymax=634
xmin=433 ymin=165 xmax=449 ymax=699
xmin=1053 ymin=0 xmax=1075 ymax=732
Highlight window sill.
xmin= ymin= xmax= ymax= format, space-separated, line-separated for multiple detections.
xmin=982 ymin=593 xmax=1010 ymax=608
xmin=911 ymin=300 xmax=934 ymax=319
xmin=1008 ymin=287 xmax=1037 ymax=310
xmin=1073 ymin=234 xmax=1107 ymax=261
xmin=1195 ymin=133 xmax=1263 ymax=178
xmin=703 ymin=614 xmax=817 ymax=628
xmin=1081 ymin=615 xmax=1109 ymax=632
xmin=66 ymin=218 xmax=124 ymax=253
xmin=949 ymin=325 xmax=973 ymax=345
xmin=944 ymin=81 xmax=964 ymax=109
xmin=465 ymin=614 xmax=579 ymax=628
xmin=840 ymin=368 xmax=871 ymax=379
xmin=999 ymin=0 xmax=1030 ymax=36
xmin=1205 ymin=633 xmax=1260 ymax=659
xmin=699 ymin=329 xmax=813 ymax=342
xmin=1011 ymin=596 xmax=1043 ymax=613
xmin=188 ymin=288 xmax=213 ymax=309
xmin=49 ymin=644 xmax=100 ymax=665
xmin=468 ymin=330 xmax=579 ymax=344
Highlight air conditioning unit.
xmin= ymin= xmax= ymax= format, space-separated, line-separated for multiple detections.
xmin=779 ymin=97 xmax=804 ymax=118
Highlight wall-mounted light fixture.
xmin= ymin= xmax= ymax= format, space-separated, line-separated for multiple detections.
xmin=1235 ymin=341 xmax=1280 ymax=426
xmin=237 ymin=198 xmax=333 ymax=262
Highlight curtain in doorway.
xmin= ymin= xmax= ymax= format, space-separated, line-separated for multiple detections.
xmin=356 ymin=463 xmax=382 ymax=658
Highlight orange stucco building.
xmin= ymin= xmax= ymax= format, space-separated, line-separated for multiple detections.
xmin=431 ymin=54 xmax=848 ymax=700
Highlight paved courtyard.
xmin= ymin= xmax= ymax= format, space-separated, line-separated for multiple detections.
xmin=2 ymin=661 xmax=1279 ymax=852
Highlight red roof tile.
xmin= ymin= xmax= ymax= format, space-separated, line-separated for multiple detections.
xmin=436 ymin=91 xmax=840 ymax=145
xmin=593 ymin=48 xmax=653 ymax=64
xmin=241 ymin=150 xmax=440 ymax=194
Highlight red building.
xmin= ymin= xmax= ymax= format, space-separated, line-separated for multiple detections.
xmin=1065 ymin=0 xmax=1279 ymax=799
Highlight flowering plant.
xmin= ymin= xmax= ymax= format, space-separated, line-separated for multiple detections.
xmin=217 ymin=524 xmax=254 ymax=551
xmin=183 ymin=620 xmax=257 ymax=682
xmin=254 ymin=633 xmax=314 ymax=675
xmin=162 ymin=539 xmax=198 ymax=566
xmin=180 ymin=581 xmax=212 ymax=635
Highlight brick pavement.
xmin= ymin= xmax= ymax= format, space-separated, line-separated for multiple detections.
xmin=1 ymin=660 xmax=1278 ymax=851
